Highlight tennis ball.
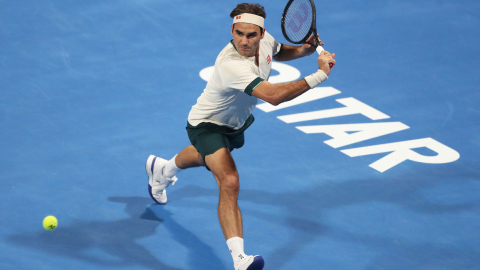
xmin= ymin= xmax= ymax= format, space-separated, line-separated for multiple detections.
xmin=43 ymin=216 xmax=58 ymax=231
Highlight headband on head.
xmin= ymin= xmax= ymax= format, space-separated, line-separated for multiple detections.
xmin=233 ymin=13 xmax=264 ymax=28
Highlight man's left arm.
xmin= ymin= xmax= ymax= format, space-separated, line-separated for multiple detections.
xmin=273 ymin=35 xmax=324 ymax=62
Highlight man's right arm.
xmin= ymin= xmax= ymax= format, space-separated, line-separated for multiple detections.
xmin=273 ymin=35 xmax=325 ymax=62
xmin=251 ymin=78 xmax=311 ymax=106
xmin=252 ymin=50 xmax=336 ymax=106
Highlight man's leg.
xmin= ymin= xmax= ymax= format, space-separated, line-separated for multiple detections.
xmin=204 ymin=147 xmax=242 ymax=239
xmin=205 ymin=148 xmax=264 ymax=270
xmin=175 ymin=145 xmax=205 ymax=169
xmin=173 ymin=144 xmax=242 ymax=238
xmin=160 ymin=145 xmax=204 ymax=180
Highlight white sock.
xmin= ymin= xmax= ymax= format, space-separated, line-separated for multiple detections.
xmin=163 ymin=155 xmax=183 ymax=178
xmin=226 ymin=237 xmax=247 ymax=261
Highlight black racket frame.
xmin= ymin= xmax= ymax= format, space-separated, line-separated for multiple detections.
xmin=281 ymin=0 xmax=319 ymax=47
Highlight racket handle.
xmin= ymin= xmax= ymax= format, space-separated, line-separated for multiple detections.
xmin=316 ymin=46 xmax=335 ymax=69
xmin=316 ymin=46 xmax=324 ymax=54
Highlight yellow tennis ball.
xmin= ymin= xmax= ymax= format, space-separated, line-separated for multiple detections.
xmin=43 ymin=216 xmax=58 ymax=230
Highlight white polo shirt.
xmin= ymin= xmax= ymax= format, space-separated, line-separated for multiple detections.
xmin=188 ymin=31 xmax=282 ymax=130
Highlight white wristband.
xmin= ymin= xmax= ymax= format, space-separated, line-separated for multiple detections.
xmin=304 ymin=69 xmax=328 ymax=89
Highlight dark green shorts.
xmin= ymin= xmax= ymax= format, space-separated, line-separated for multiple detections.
xmin=186 ymin=115 xmax=255 ymax=164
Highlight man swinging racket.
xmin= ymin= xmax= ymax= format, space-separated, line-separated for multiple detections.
xmin=146 ymin=3 xmax=335 ymax=270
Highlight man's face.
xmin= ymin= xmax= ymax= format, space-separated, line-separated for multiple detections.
xmin=231 ymin=22 xmax=264 ymax=57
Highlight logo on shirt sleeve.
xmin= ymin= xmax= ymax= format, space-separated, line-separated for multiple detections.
xmin=267 ymin=55 xmax=271 ymax=64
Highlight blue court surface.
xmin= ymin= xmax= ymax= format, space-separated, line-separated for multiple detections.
xmin=1 ymin=0 xmax=480 ymax=269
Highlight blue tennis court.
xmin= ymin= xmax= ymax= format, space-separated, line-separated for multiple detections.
xmin=1 ymin=0 xmax=479 ymax=269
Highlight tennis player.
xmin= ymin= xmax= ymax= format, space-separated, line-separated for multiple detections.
xmin=146 ymin=3 xmax=335 ymax=270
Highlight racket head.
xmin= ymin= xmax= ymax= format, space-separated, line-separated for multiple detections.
xmin=281 ymin=0 xmax=316 ymax=45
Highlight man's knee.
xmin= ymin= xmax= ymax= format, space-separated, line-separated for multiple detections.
xmin=220 ymin=173 xmax=240 ymax=194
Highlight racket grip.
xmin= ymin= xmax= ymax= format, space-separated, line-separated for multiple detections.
xmin=316 ymin=46 xmax=335 ymax=69
xmin=316 ymin=46 xmax=324 ymax=54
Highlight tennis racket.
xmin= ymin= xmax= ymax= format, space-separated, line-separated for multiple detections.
xmin=281 ymin=0 xmax=334 ymax=68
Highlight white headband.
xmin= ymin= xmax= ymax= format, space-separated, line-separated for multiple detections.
xmin=233 ymin=13 xmax=264 ymax=28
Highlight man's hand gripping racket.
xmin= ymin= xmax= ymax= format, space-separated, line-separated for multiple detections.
xmin=281 ymin=0 xmax=335 ymax=69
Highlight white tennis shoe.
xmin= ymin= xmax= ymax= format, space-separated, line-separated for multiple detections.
xmin=234 ymin=255 xmax=264 ymax=270
xmin=146 ymin=155 xmax=178 ymax=204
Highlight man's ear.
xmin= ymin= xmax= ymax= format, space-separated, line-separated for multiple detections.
xmin=261 ymin=27 xmax=266 ymax=39
xmin=231 ymin=24 xmax=235 ymax=35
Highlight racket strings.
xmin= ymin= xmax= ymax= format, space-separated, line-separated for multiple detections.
xmin=284 ymin=0 xmax=313 ymax=42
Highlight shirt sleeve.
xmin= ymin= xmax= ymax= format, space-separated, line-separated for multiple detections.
xmin=264 ymin=31 xmax=283 ymax=57
xmin=219 ymin=59 xmax=264 ymax=96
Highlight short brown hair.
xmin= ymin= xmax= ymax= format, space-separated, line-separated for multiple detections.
xmin=230 ymin=3 xmax=266 ymax=19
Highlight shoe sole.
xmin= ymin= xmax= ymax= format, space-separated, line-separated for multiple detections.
xmin=146 ymin=155 xmax=165 ymax=204
xmin=246 ymin=256 xmax=264 ymax=270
